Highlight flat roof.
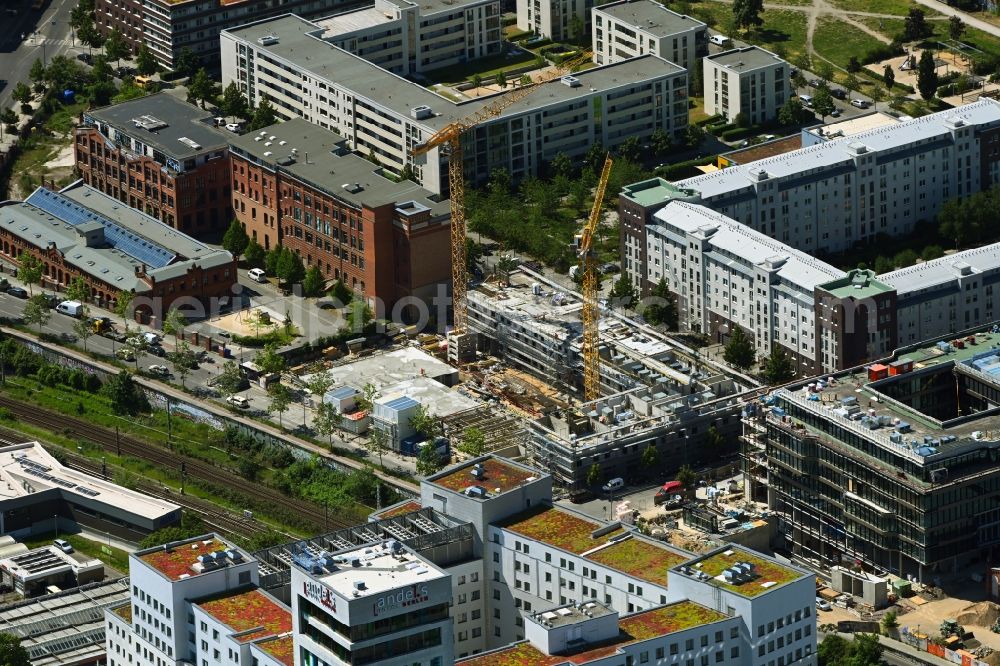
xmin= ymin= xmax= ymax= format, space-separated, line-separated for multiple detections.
xmin=315 ymin=6 xmax=397 ymax=35
xmin=500 ymin=506 xmax=625 ymax=556
xmin=252 ymin=636 xmax=294 ymax=666
xmin=879 ymin=243 xmax=1000 ymax=296
xmin=584 ymin=536 xmax=689 ymax=588
xmin=819 ymin=269 xmax=895 ymax=300
xmin=534 ymin=601 xmax=617 ymax=628
xmin=229 ymin=118 xmax=449 ymax=215
xmin=595 ymin=0 xmax=705 ymax=37
xmin=0 ymin=545 xmax=102 ymax=580
xmin=310 ymin=540 xmax=448 ymax=599
xmin=303 ymin=346 xmax=457 ymax=394
xmin=458 ymin=602 xmax=730 ymax=666
xmin=674 ymin=546 xmax=808 ymax=597
xmin=678 ymin=99 xmax=1000 ymax=199
xmin=225 ymin=15 xmax=682 ymax=131
xmin=84 ymin=93 xmax=230 ymax=160
xmin=137 ymin=535 xmax=250 ymax=581
xmin=808 ymin=111 xmax=900 ymax=139
xmin=706 ymin=46 xmax=786 ymax=71
xmin=429 ymin=455 xmax=542 ymax=498
xmin=620 ymin=178 xmax=699 ymax=208
xmin=377 ymin=376 xmax=479 ymax=418
xmin=197 ymin=588 xmax=292 ymax=643
xmin=0 ymin=442 xmax=179 ymax=521
xmin=722 ymin=135 xmax=802 ymax=164
xmin=0 ymin=579 xmax=130 ymax=666
xmin=370 ymin=499 xmax=423 ymax=520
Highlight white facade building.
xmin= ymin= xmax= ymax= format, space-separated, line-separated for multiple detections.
xmin=314 ymin=0 xmax=501 ymax=76
xmin=592 ymin=0 xmax=706 ymax=73
xmin=221 ymin=14 xmax=688 ymax=195
xmin=516 ymin=0 xmax=592 ymax=41
xmin=703 ymin=46 xmax=790 ymax=125
xmin=673 ymin=98 xmax=1000 ymax=255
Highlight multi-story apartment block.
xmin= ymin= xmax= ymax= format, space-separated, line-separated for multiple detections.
xmin=670 ymin=98 xmax=1000 ymax=255
xmin=743 ymin=326 xmax=1000 ymax=580
xmin=94 ymin=0 xmax=365 ymax=69
xmin=516 ymin=0 xmax=592 ymax=41
xmin=75 ymin=94 xmax=232 ymax=236
xmin=104 ymin=534 xmax=284 ymax=666
xmin=316 ymin=0 xmax=501 ymax=76
xmin=221 ymin=14 xmax=689 ymax=196
xmin=229 ymin=118 xmax=451 ymax=310
xmin=1 ymin=185 xmax=235 ymax=319
xmin=639 ymin=201 xmax=844 ymax=375
xmin=813 ymin=269 xmax=898 ymax=374
xmin=703 ymin=46 xmax=790 ymax=126
xmin=591 ymin=0 xmax=706 ymax=73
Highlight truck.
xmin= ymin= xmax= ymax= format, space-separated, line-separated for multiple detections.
xmin=55 ymin=300 xmax=84 ymax=318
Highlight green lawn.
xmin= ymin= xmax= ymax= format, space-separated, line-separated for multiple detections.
xmin=25 ymin=532 xmax=131 ymax=573
xmin=424 ymin=50 xmax=538 ymax=85
xmin=813 ymin=17 xmax=888 ymax=69
xmin=681 ymin=6 xmax=809 ymax=62
xmin=826 ymin=0 xmax=938 ymax=16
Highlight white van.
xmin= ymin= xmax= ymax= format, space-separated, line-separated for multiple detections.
xmin=248 ymin=268 xmax=267 ymax=283
xmin=602 ymin=477 xmax=625 ymax=492
xmin=709 ymin=35 xmax=730 ymax=46
xmin=798 ymin=94 xmax=813 ymax=107
xmin=56 ymin=300 xmax=84 ymax=318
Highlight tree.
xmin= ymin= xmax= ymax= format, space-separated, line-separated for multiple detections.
xmin=247 ymin=97 xmax=277 ymax=131
xmin=0 ymin=633 xmax=31 ymax=666
xmin=494 ymin=71 xmax=507 ymax=89
xmin=77 ymin=18 xmax=104 ymax=52
xmin=880 ymin=610 xmax=898 ymax=635
xmin=684 ymin=123 xmax=706 ymax=148
xmin=1 ymin=107 xmax=16 ymax=132
xmin=417 ymin=443 xmax=445 ymax=476
xmin=568 ymin=13 xmax=586 ymax=44
xmin=22 ymin=295 xmax=50 ymax=335
xmin=706 ymin=424 xmax=725 ymax=451
xmin=519 ymin=74 xmax=532 ymax=87
xmin=550 ymin=152 xmax=573 ymax=179
xmin=366 ymin=427 xmax=389 ymax=469
xmin=222 ymin=219 xmax=249 ymax=258
xmin=112 ymin=80 xmax=146 ymax=104
xmin=29 ymin=59 xmax=46 ymax=89
xmin=641 ymin=444 xmax=660 ymax=472
xmin=846 ymin=633 xmax=883 ymax=666
xmin=302 ymin=266 xmax=325 ymax=297
xmin=356 ymin=382 xmax=378 ymax=413
xmin=903 ymin=7 xmax=932 ymax=41
xmin=114 ymin=290 xmax=134 ymax=327
xmin=723 ymin=325 xmax=755 ymax=371
xmin=917 ymin=50 xmax=939 ymax=101
xmin=103 ymin=29 xmax=130 ymax=66
xmin=733 ymin=112 xmax=750 ymax=128
xmin=124 ymin=333 xmax=148 ymax=370
xmin=216 ymin=360 xmax=245 ymax=400
xmin=779 ymin=97 xmax=811 ymax=126
xmin=219 ymin=81 xmax=249 ymax=120
xmin=609 ymin=274 xmax=636 ymax=308
xmin=174 ymin=47 xmax=201 ymax=78
xmin=73 ymin=308 xmax=94 ymax=351
xmin=818 ymin=634 xmax=850 ymax=666
xmin=254 ymin=342 xmax=286 ymax=375
xmin=329 ymin=278 xmax=353 ymax=306
xmin=266 ymin=382 xmax=292 ymax=428
xmin=763 ymin=346 xmax=795 ymax=384
xmin=617 ymin=136 xmax=641 ymax=163
xmin=345 ymin=300 xmax=372 ymax=333
xmin=586 ymin=462 xmax=603 ymax=488
xmin=844 ymin=74 xmax=861 ymax=98
xmin=307 ymin=370 xmax=335 ymax=405
xmin=244 ymin=240 xmax=265 ymax=268
xmin=456 ymin=427 xmax=485 ymax=457
xmin=11 ymin=82 xmax=31 ymax=107
xmin=64 ymin=275 xmax=90 ymax=303
xmin=275 ymin=247 xmax=306 ymax=287
xmin=471 ymin=73 xmax=482 ymax=95
xmin=643 ymin=278 xmax=677 ymax=329
xmin=732 ymin=0 xmax=764 ymax=32
xmin=676 ymin=464 xmax=697 ymax=492
xmin=102 ymin=370 xmax=149 ymax=416
xmin=949 ymin=15 xmax=966 ymax=41
xmin=410 ymin=404 xmax=443 ymax=441
xmin=650 ymin=128 xmax=672 ymax=155
xmin=812 ymin=85 xmax=835 ymax=120
xmin=494 ymin=253 xmax=518 ymax=285
xmin=314 ymin=402 xmax=343 ymax=448
xmin=136 ymin=43 xmax=158 ymax=76
xmin=883 ymin=63 xmax=895 ymax=92
xmin=188 ymin=68 xmax=217 ymax=109
xmin=847 ymin=56 xmax=861 ymax=74
xmin=162 ymin=308 xmax=186 ymax=346
xmin=168 ymin=341 xmax=197 ymax=387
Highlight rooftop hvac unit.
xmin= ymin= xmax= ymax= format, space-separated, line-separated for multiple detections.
xmin=411 ymin=105 xmax=433 ymax=120
xmin=257 ymin=35 xmax=279 ymax=46
xmin=353 ymin=580 xmax=366 ymax=591
xmin=561 ymin=75 xmax=581 ymax=87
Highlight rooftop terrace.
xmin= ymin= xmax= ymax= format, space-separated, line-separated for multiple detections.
xmin=198 ymin=589 xmax=291 ymax=642
xmin=674 ymin=547 xmax=808 ymax=597
xmin=819 ymin=269 xmax=895 ymax=300
xmin=429 ymin=456 xmax=541 ymax=498
xmin=458 ymin=602 xmax=729 ymax=666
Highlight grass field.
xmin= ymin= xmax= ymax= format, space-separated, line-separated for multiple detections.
xmin=682 ymin=5 xmax=810 ymax=62
xmin=826 ymin=0 xmax=940 ymax=16
xmin=25 ymin=532 xmax=131 ymax=574
xmin=813 ymin=17 xmax=888 ymax=68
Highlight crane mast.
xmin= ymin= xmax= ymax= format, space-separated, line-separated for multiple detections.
xmin=578 ymin=155 xmax=613 ymax=402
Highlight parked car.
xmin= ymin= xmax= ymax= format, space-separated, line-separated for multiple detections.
xmin=851 ymin=99 xmax=870 ymax=108
xmin=830 ymin=108 xmax=842 ymax=117
xmin=5 ymin=286 xmax=27 ymax=299
xmin=148 ymin=365 xmax=170 ymax=376
xmin=709 ymin=34 xmax=730 ymax=46
xmin=815 ymin=598 xmax=832 ymax=611
xmin=798 ymin=94 xmax=813 ymax=107
xmin=830 ymin=88 xmax=847 ymax=100
xmin=602 ymin=477 xmax=624 ymax=493
xmin=248 ymin=267 xmax=267 ymax=283
xmin=115 ymin=348 xmax=135 ymax=362
xmin=226 ymin=395 xmax=251 ymax=409
xmin=224 ymin=122 xmax=242 ymax=133
xmin=600 ymin=262 xmax=620 ymax=274
xmin=148 ymin=345 xmax=167 ymax=357
xmin=808 ymin=78 xmax=822 ymax=87
xmin=53 ymin=539 xmax=73 ymax=554
xmin=56 ymin=300 xmax=84 ymax=317
xmin=76 ymin=53 xmax=92 ymax=64
xmin=654 ymin=480 xmax=685 ymax=505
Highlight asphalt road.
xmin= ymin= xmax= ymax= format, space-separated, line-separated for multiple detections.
xmin=0 ymin=0 xmax=81 ymax=111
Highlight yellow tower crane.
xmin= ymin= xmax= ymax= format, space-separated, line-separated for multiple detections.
xmin=410 ymin=56 xmax=588 ymax=337
xmin=577 ymin=155 xmax=613 ymax=402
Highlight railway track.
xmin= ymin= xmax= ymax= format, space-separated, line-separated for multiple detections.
xmin=0 ymin=394 xmax=353 ymax=532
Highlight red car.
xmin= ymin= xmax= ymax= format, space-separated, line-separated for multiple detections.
xmin=654 ymin=480 xmax=684 ymax=505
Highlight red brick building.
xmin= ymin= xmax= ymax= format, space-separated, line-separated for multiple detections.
xmin=229 ymin=119 xmax=451 ymax=311
xmin=75 ymin=94 xmax=233 ymax=238
xmin=1 ymin=185 xmax=236 ymax=320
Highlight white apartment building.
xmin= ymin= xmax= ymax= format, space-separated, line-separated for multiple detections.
xmin=517 ymin=0 xmax=592 ymax=41
xmin=637 ymin=200 xmax=844 ymax=375
xmin=672 ymin=98 xmax=1000 ymax=255
xmin=704 ymin=46 xmax=790 ymax=125
xmin=880 ymin=244 xmax=1000 ymax=346
xmin=104 ymin=535 xmax=274 ymax=666
xmin=592 ymin=0 xmax=706 ymax=73
xmin=221 ymin=14 xmax=688 ymax=195
xmin=314 ymin=0 xmax=501 ymax=76
xmin=290 ymin=539 xmax=454 ymax=666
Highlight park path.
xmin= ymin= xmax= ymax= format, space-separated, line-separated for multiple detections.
xmin=905 ymin=0 xmax=1000 ymax=39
